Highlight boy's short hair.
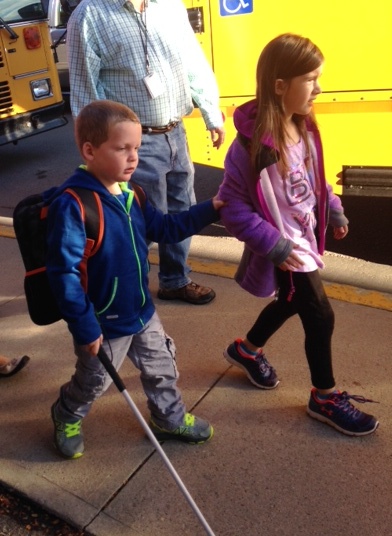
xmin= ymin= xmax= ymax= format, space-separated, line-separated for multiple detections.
xmin=75 ymin=100 xmax=140 ymax=151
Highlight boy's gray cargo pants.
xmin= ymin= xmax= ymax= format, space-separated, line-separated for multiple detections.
xmin=55 ymin=312 xmax=186 ymax=429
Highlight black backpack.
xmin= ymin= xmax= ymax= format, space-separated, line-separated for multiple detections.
xmin=13 ymin=183 xmax=146 ymax=326
xmin=13 ymin=187 xmax=103 ymax=325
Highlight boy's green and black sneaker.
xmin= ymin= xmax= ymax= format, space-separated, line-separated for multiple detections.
xmin=51 ymin=402 xmax=84 ymax=459
xmin=150 ymin=413 xmax=213 ymax=444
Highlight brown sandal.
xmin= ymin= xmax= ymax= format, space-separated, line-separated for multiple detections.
xmin=0 ymin=355 xmax=30 ymax=378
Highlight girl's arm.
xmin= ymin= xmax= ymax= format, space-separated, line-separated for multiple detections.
xmin=327 ymin=182 xmax=349 ymax=228
xmin=218 ymin=142 xmax=287 ymax=259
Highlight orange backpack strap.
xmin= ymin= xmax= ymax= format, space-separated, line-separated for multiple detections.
xmin=64 ymin=188 xmax=104 ymax=292
xmin=64 ymin=187 xmax=104 ymax=256
xmin=130 ymin=181 xmax=146 ymax=210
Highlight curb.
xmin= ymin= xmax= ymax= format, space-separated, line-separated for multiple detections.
xmin=2 ymin=217 xmax=392 ymax=312
xmin=150 ymin=236 xmax=392 ymax=312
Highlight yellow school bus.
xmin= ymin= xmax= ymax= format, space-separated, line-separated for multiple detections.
xmin=0 ymin=0 xmax=67 ymax=146
xmin=183 ymin=0 xmax=392 ymax=195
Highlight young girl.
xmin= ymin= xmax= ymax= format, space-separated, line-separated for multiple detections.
xmin=218 ymin=33 xmax=378 ymax=436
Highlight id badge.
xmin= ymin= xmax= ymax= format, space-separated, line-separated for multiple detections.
xmin=143 ymin=72 xmax=165 ymax=99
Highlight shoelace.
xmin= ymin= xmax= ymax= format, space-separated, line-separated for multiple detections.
xmin=331 ymin=391 xmax=379 ymax=418
xmin=256 ymin=353 xmax=274 ymax=377
xmin=151 ymin=413 xmax=196 ymax=434
xmin=64 ymin=421 xmax=82 ymax=438
xmin=172 ymin=413 xmax=196 ymax=436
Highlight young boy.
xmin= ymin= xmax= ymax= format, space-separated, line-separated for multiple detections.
xmin=47 ymin=100 xmax=224 ymax=459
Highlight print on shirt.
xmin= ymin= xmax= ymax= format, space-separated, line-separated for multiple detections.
xmin=283 ymin=145 xmax=316 ymax=240
xmin=271 ymin=138 xmax=324 ymax=271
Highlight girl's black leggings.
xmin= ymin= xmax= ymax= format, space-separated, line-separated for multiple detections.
xmin=246 ymin=269 xmax=335 ymax=390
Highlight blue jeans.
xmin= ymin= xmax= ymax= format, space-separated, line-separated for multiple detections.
xmin=131 ymin=122 xmax=196 ymax=290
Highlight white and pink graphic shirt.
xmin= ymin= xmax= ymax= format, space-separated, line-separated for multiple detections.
xmin=270 ymin=138 xmax=324 ymax=271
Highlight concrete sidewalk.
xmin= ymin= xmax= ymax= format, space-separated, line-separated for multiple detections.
xmin=1 ymin=234 xmax=392 ymax=536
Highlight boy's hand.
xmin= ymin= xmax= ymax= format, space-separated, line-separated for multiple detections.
xmin=333 ymin=225 xmax=348 ymax=240
xmin=212 ymin=196 xmax=227 ymax=210
xmin=81 ymin=335 xmax=103 ymax=357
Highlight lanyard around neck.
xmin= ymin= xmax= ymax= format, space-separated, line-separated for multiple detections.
xmin=129 ymin=2 xmax=150 ymax=74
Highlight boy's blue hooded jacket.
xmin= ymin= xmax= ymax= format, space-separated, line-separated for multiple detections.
xmin=46 ymin=168 xmax=219 ymax=345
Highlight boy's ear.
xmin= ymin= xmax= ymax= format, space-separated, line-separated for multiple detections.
xmin=275 ymin=79 xmax=287 ymax=95
xmin=81 ymin=141 xmax=95 ymax=161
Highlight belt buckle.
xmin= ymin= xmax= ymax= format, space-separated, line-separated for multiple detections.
xmin=142 ymin=121 xmax=178 ymax=134
xmin=167 ymin=121 xmax=178 ymax=132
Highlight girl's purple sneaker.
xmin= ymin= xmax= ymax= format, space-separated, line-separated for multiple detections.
xmin=223 ymin=339 xmax=279 ymax=389
xmin=307 ymin=388 xmax=379 ymax=436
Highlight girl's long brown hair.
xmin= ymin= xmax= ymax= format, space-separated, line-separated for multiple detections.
xmin=251 ymin=33 xmax=324 ymax=174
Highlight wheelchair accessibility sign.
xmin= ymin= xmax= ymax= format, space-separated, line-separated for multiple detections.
xmin=219 ymin=0 xmax=253 ymax=16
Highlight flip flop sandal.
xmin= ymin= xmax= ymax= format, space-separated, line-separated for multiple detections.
xmin=0 ymin=355 xmax=30 ymax=378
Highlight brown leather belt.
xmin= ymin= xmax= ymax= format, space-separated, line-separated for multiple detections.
xmin=141 ymin=121 xmax=180 ymax=134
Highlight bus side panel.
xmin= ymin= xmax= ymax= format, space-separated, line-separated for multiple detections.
xmin=210 ymin=1 xmax=392 ymax=96
xmin=182 ymin=0 xmax=392 ymax=194
xmin=315 ymin=100 xmax=392 ymax=185
xmin=182 ymin=1 xmax=219 ymax=167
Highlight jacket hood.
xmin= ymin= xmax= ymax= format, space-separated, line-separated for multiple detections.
xmin=234 ymin=99 xmax=320 ymax=147
xmin=60 ymin=167 xmax=112 ymax=196
xmin=233 ymin=99 xmax=257 ymax=140
xmin=44 ymin=167 xmax=135 ymax=205
xmin=234 ymin=99 xmax=275 ymax=148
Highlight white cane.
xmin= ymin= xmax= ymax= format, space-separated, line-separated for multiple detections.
xmin=97 ymin=347 xmax=216 ymax=536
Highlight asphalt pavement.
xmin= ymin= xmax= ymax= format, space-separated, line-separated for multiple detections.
xmin=1 ymin=233 xmax=392 ymax=536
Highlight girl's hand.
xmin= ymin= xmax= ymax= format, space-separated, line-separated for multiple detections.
xmin=81 ymin=335 xmax=103 ymax=357
xmin=212 ymin=196 xmax=227 ymax=210
xmin=333 ymin=225 xmax=348 ymax=240
xmin=278 ymin=246 xmax=305 ymax=271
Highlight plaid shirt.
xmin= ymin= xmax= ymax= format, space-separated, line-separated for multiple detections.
xmin=67 ymin=0 xmax=223 ymax=128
